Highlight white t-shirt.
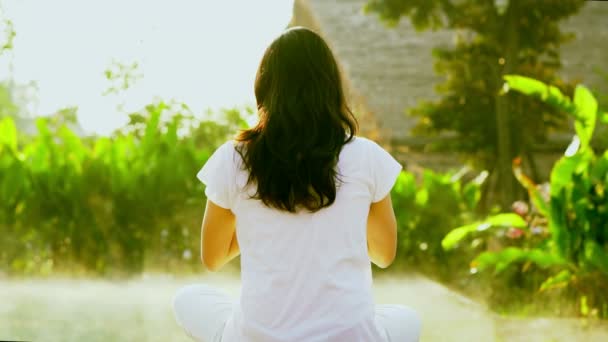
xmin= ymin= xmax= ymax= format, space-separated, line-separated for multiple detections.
xmin=197 ymin=136 xmax=402 ymax=342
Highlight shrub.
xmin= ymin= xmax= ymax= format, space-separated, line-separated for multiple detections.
xmin=389 ymin=167 xmax=485 ymax=282
xmin=442 ymin=75 xmax=608 ymax=318
xmin=0 ymin=102 xmax=249 ymax=276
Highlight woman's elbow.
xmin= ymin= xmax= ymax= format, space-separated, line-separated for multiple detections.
xmin=201 ymin=253 xmax=221 ymax=272
xmin=377 ymin=229 xmax=398 ymax=268
xmin=376 ymin=249 xmax=396 ymax=269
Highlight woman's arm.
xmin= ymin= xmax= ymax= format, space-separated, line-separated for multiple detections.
xmin=367 ymin=194 xmax=398 ymax=268
xmin=200 ymin=200 xmax=240 ymax=271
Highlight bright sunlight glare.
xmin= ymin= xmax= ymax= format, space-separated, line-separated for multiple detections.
xmin=0 ymin=0 xmax=293 ymax=135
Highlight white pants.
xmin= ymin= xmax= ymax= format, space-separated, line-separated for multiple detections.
xmin=173 ymin=284 xmax=421 ymax=342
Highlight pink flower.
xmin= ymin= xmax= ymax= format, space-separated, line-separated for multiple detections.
xmin=506 ymin=227 xmax=525 ymax=239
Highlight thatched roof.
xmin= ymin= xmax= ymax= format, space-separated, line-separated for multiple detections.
xmin=292 ymin=0 xmax=608 ymax=144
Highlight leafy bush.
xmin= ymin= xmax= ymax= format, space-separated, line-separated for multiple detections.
xmin=442 ymin=75 xmax=608 ymax=318
xmin=0 ymin=96 xmax=485 ymax=278
xmin=389 ymin=167 xmax=485 ymax=282
xmin=0 ymin=102 xmax=249 ymax=276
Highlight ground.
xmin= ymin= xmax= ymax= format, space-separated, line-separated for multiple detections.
xmin=2 ymin=274 xmax=607 ymax=342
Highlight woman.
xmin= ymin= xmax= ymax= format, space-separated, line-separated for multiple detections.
xmin=173 ymin=27 xmax=421 ymax=342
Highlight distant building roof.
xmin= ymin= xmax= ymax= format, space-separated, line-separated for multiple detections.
xmin=292 ymin=0 xmax=608 ymax=143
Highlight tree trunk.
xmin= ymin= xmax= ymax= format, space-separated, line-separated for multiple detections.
xmin=494 ymin=1 xmax=520 ymax=209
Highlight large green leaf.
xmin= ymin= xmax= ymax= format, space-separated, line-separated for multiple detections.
xmin=521 ymin=249 xmax=565 ymax=268
xmin=442 ymin=213 xmax=527 ymax=250
xmin=584 ymin=241 xmax=608 ymax=275
xmin=472 ymin=249 xmax=519 ymax=274
xmin=548 ymin=193 xmax=571 ymax=259
xmin=485 ymin=214 xmax=527 ymax=227
xmin=503 ymin=75 xmax=575 ymax=113
xmin=0 ymin=116 xmax=17 ymax=151
xmin=573 ymin=85 xmax=598 ymax=151
xmin=442 ymin=222 xmax=479 ymax=250
xmin=550 ymin=152 xmax=591 ymax=198
xmin=473 ymin=247 xmax=565 ymax=274
xmin=462 ymin=182 xmax=481 ymax=211
xmin=539 ymin=270 xmax=573 ymax=292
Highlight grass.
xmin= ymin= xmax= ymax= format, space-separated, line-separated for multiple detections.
xmin=1 ymin=273 xmax=607 ymax=342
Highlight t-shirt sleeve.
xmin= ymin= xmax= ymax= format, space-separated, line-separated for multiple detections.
xmin=367 ymin=139 xmax=403 ymax=203
xmin=196 ymin=141 xmax=236 ymax=209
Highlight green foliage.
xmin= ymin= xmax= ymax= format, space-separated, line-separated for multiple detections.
xmin=364 ymin=0 xmax=445 ymax=30
xmin=443 ymin=76 xmax=608 ymax=317
xmin=390 ymin=167 xmax=484 ymax=280
xmin=442 ymin=213 xmax=527 ymax=251
xmin=366 ymin=0 xmax=586 ymax=208
xmin=0 ymin=103 xmax=249 ymax=276
xmin=503 ymin=75 xmax=575 ymax=113
xmin=0 ymin=82 xmax=19 ymax=119
xmin=103 ymin=60 xmax=143 ymax=96
xmin=1 ymin=96 xmax=480 ymax=279
xmin=473 ymin=247 xmax=565 ymax=275
xmin=0 ymin=116 xmax=16 ymax=150
xmin=540 ymin=269 xmax=573 ymax=291
xmin=505 ymin=74 xmax=599 ymax=150
xmin=0 ymin=9 xmax=15 ymax=55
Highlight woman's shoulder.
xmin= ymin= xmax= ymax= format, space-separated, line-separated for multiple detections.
xmin=343 ymin=136 xmax=382 ymax=155
xmin=339 ymin=136 xmax=374 ymax=167
xmin=214 ymin=140 xmax=242 ymax=156
xmin=216 ymin=139 xmax=239 ymax=150
xmin=206 ymin=140 xmax=244 ymax=170
xmin=340 ymin=136 xmax=397 ymax=170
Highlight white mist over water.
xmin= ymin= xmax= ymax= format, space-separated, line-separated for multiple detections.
xmin=0 ymin=0 xmax=293 ymax=135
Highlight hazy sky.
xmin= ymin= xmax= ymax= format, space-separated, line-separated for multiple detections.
xmin=0 ymin=0 xmax=293 ymax=135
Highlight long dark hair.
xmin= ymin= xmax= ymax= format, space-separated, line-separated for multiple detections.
xmin=235 ymin=27 xmax=358 ymax=213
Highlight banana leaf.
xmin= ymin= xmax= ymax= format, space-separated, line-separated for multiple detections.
xmin=504 ymin=75 xmax=576 ymax=114
xmin=472 ymin=247 xmax=566 ymax=275
xmin=442 ymin=213 xmax=527 ymax=250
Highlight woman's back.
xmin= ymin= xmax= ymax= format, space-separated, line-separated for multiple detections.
xmin=173 ymin=26 xmax=420 ymax=342
xmin=198 ymin=136 xmax=401 ymax=341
